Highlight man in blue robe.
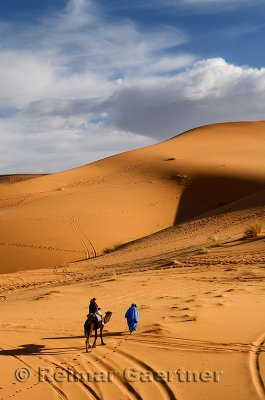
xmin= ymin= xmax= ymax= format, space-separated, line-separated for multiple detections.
xmin=125 ymin=304 xmax=139 ymax=334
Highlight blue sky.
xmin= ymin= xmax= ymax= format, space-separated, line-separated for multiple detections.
xmin=1 ymin=0 xmax=265 ymax=173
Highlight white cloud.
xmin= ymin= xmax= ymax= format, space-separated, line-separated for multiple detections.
xmin=0 ymin=2 xmax=189 ymax=107
xmin=0 ymin=112 xmax=155 ymax=173
xmin=0 ymin=0 xmax=265 ymax=174
xmin=98 ymin=58 xmax=265 ymax=138
xmin=0 ymin=0 xmax=192 ymax=173
xmin=148 ymin=55 xmax=195 ymax=74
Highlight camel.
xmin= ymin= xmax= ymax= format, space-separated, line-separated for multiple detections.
xmin=84 ymin=311 xmax=112 ymax=351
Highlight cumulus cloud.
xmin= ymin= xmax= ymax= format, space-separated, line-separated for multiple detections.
xmin=0 ymin=0 xmax=265 ymax=173
xmin=22 ymin=57 xmax=265 ymax=140
xmin=0 ymin=112 xmax=155 ymax=173
xmin=95 ymin=58 xmax=265 ymax=138
xmin=0 ymin=0 xmax=193 ymax=173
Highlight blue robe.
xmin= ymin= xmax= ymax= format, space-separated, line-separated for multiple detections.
xmin=125 ymin=306 xmax=139 ymax=332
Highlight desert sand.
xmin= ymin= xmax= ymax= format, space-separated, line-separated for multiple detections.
xmin=0 ymin=121 xmax=265 ymax=400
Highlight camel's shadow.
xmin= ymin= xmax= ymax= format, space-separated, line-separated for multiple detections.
xmin=0 ymin=332 xmax=125 ymax=356
xmin=0 ymin=343 xmax=46 ymax=356
xmin=0 ymin=342 xmax=85 ymax=356
xmin=42 ymin=331 xmax=124 ymax=340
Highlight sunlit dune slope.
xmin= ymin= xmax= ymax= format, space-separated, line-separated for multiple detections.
xmin=0 ymin=121 xmax=265 ymax=273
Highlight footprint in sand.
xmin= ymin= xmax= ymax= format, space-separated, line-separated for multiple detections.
xmin=139 ymin=305 xmax=150 ymax=310
xmin=177 ymin=314 xmax=197 ymax=322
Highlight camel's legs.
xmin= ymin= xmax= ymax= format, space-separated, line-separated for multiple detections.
xmin=85 ymin=324 xmax=93 ymax=352
xmin=100 ymin=326 xmax=105 ymax=345
xmin=92 ymin=328 xmax=98 ymax=348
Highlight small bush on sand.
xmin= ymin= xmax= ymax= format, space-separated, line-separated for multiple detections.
xmin=243 ymin=222 xmax=263 ymax=239
xmin=106 ymin=272 xmax=118 ymax=281
xmin=102 ymin=247 xmax=114 ymax=254
xmin=208 ymin=234 xmax=221 ymax=247
xmin=101 ymin=242 xmax=123 ymax=255
xmin=198 ymin=247 xmax=210 ymax=255
xmin=169 ymin=174 xmax=190 ymax=186
xmin=171 ymin=260 xmax=184 ymax=266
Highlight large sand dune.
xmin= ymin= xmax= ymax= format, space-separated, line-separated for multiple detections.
xmin=0 ymin=121 xmax=265 ymax=274
xmin=1 ymin=121 xmax=265 ymax=400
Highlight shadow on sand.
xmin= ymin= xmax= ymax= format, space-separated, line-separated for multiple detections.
xmin=42 ymin=331 xmax=125 ymax=340
xmin=0 ymin=342 xmax=84 ymax=356
xmin=174 ymin=173 xmax=265 ymax=224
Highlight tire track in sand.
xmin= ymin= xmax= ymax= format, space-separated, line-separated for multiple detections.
xmin=70 ymin=216 xmax=96 ymax=259
xmin=84 ymin=338 xmax=176 ymax=400
xmin=86 ymin=352 xmax=143 ymax=400
xmin=126 ymin=335 xmax=251 ymax=354
xmin=75 ymin=217 xmax=97 ymax=258
xmin=70 ymin=216 xmax=90 ymax=259
xmin=0 ymin=341 xmax=99 ymax=400
xmin=113 ymin=348 xmax=177 ymax=400
xmin=0 ymin=344 xmax=69 ymax=400
xmin=54 ymin=264 xmax=84 ymax=280
xmin=36 ymin=353 xmax=101 ymax=400
xmin=249 ymin=332 xmax=265 ymax=400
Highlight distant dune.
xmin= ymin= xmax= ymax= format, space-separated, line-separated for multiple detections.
xmin=0 ymin=121 xmax=265 ymax=273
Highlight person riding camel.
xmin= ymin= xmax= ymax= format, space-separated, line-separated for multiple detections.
xmin=89 ymin=298 xmax=104 ymax=324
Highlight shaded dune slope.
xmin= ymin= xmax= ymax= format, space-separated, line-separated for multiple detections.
xmin=87 ymin=187 xmax=265 ymax=271
xmin=0 ymin=121 xmax=265 ymax=273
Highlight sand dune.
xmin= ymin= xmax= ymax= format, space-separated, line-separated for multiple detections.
xmin=1 ymin=119 xmax=265 ymax=400
xmin=0 ymin=121 xmax=265 ymax=274
xmin=0 ymin=174 xmax=45 ymax=185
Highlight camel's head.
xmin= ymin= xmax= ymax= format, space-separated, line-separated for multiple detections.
xmin=104 ymin=311 xmax=112 ymax=324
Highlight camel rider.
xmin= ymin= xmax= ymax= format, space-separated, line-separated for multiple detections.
xmin=89 ymin=298 xmax=104 ymax=324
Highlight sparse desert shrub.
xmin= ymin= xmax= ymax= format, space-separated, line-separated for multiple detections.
xmin=169 ymin=174 xmax=190 ymax=186
xmin=171 ymin=260 xmax=184 ymax=266
xmin=208 ymin=234 xmax=221 ymax=247
xmin=198 ymin=247 xmax=210 ymax=255
xmin=243 ymin=222 xmax=263 ymax=239
xmin=101 ymin=242 xmax=123 ymax=255
xmin=102 ymin=247 xmax=114 ymax=254
xmin=106 ymin=272 xmax=117 ymax=281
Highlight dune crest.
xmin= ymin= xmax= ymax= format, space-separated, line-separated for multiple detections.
xmin=0 ymin=121 xmax=265 ymax=273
